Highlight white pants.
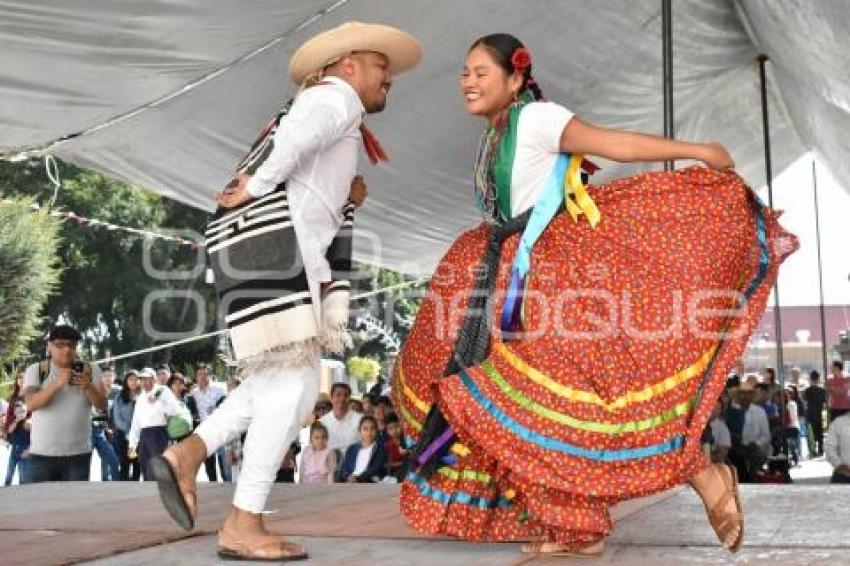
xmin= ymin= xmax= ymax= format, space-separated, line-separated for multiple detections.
xmin=195 ymin=363 xmax=319 ymax=513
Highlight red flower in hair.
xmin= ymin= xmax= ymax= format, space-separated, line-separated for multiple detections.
xmin=511 ymin=47 xmax=532 ymax=73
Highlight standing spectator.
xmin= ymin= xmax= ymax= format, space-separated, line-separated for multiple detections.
xmin=299 ymin=422 xmax=336 ymax=484
xmin=129 ymin=368 xmax=183 ymax=480
xmin=4 ymin=373 xmax=31 ymax=485
xmin=755 ymin=383 xmax=779 ymax=422
xmin=339 ymin=416 xmax=387 ymax=483
xmin=725 ymin=382 xmax=771 ymax=482
xmin=803 ymin=371 xmax=828 ymax=456
xmin=789 ymin=367 xmax=802 ymax=387
xmin=188 ymin=365 xmax=225 ymax=481
xmin=112 ymin=371 xmax=141 ymax=481
xmin=726 ymin=360 xmax=745 ymax=390
xmin=91 ymin=368 xmax=121 ymax=481
xmin=320 ymin=383 xmax=362 ymax=451
xmin=827 ymin=361 xmax=850 ymax=423
xmin=23 ymin=325 xmax=106 ymax=483
xmin=825 ymin=411 xmax=850 ymax=484
xmin=707 ymin=399 xmax=731 ymax=465
xmin=166 ymin=375 xmax=194 ymax=443
xmin=155 ymin=365 xmax=172 ymax=387
xmin=782 ymin=389 xmax=801 ymax=466
xmin=761 ymin=367 xmax=780 ymax=396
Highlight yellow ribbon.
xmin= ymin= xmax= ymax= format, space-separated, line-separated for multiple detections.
xmin=564 ymin=153 xmax=601 ymax=228
xmin=494 ymin=340 xmax=718 ymax=412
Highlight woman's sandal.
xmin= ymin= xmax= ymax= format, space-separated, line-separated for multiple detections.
xmin=521 ymin=539 xmax=604 ymax=558
xmin=705 ymin=464 xmax=744 ymax=553
xmin=217 ymin=533 xmax=308 ymax=562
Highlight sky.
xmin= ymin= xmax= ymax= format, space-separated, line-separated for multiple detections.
xmin=757 ymin=152 xmax=850 ymax=307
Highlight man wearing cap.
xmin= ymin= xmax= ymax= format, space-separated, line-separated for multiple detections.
xmin=152 ymin=22 xmax=421 ymax=561
xmin=22 ymin=324 xmax=106 ymax=483
xmin=128 ymin=367 xmax=185 ymax=481
xmin=725 ymin=381 xmax=771 ymax=482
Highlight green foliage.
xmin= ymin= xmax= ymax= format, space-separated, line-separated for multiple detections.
xmin=0 ymin=197 xmax=61 ymax=364
xmin=346 ymin=356 xmax=382 ymax=383
xmin=0 ymin=158 xmax=218 ymax=370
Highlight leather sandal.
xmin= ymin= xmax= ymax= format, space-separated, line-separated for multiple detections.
xmin=150 ymin=453 xmax=197 ymax=531
xmin=217 ymin=531 xmax=308 ymax=562
xmin=521 ymin=539 xmax=604 ymax=557
xmin=705 ymin=464 xmax=744 ymax=553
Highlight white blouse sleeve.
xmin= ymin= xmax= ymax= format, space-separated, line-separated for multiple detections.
xmin=521 ymin=101 xmax=575 ymax=153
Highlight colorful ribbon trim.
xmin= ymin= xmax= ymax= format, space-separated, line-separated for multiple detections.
xmin=437 ymin=467 xmax=493 ymax=484
xmin=459 ymin=368 xmax=685 ymax=461
xmin=494 ymin=341 xmax=719 ymax=412
xmin=407 ymin=472 xmax=512 ymax=509
xmin=480 ymin=361 xmax=695 ymax=434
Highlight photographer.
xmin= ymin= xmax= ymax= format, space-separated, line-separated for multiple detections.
xmin=22 ymin=325 xmax=106 ymax=483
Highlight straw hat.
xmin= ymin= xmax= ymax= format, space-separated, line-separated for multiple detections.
xmin=289 ymin=22 xmax=421 ymax=85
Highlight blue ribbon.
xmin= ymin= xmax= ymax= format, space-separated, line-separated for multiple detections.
xmin=459 ymin=367 xmax=685 ymax=461
xmin=501 ymin=154 xmax=570 ymax=335
xmin=407 ymin=472 xmax=512 ymax=509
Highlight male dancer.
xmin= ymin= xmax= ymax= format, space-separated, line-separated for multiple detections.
xmin=152 ymin=22 xmax=421 ymax=561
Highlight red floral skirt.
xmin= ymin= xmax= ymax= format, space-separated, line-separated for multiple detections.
xmin=393 ymin=167 xmax=797 ymax=544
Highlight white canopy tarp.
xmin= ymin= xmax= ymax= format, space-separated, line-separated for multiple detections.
xmin=1 ymin=0 xmax=849 ymax=278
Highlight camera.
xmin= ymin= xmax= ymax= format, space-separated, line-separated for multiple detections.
xmin=69 ymin=361 xmax=86 ymax=386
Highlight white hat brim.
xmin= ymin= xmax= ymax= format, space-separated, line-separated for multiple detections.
xmin=289 ymin=22 xmax=422 ymax=85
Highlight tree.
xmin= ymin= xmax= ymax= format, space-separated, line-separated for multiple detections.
xmin=0 ymin=158 xmax=219 ymax=370
xmin=0 ymin=197 xmax=61 ymax=365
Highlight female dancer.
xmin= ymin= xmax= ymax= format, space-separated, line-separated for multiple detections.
xmin=394 ymin=33 xmax=796 ymax=556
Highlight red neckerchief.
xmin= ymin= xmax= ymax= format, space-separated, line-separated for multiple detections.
xmin=317 ymin=80 xmax=388 ymax=166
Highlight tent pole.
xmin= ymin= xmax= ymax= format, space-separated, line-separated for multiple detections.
xmin=662 ymin=0 xmax=674 ymax=171
xmin=812 ymin=157 xmax=830 ymax=379
xmin=759 ymin=54 xmax=789 ymax=461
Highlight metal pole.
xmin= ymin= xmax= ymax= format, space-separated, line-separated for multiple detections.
xmin=758 ymin=54 xmax=789 ymax=461
xmin=662 ymin=0 xmax=674 ymax=171
xmin=812 ymin=157 xmax=830 ymax=379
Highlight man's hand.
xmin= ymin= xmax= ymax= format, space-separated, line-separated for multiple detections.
xmin=215 ymin=173 xmax=254 ymax=209
xmin=349 ymin=175 xmax=368 ymax=208
xmin=55 ymin=367 xmax=73 ymax=387
xmin=74 ymin=365 xmax=93 ymax=389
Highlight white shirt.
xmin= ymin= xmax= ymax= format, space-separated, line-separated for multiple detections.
xmin=191 ymin=384 xmax=225 ymax=422
xmin=826 ymin=414 xmax=850 ymax=468
xmin=786 ymin=400 xmax=800 ymax=429
xmin=741 ymin=403 xmax=771 ymax=451
xmin=510 ymin=101 xmax=575 ymax=217
xmin=710 ymin=418 xmax=732 ymax=449
xmin=320 ymin=409 xmax=363 ymax=450
xmin=245 ymin=76 xmax=364 ymax=283
xmin=128 ymin=385 xmax=183 ymax=449
xmin=353 ymin=443 xmax=375 ymax=476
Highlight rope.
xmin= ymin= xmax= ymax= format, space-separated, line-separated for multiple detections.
xmin=92 ymin=277 xmax=429 ymax=364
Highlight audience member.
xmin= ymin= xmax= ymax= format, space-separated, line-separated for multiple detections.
xmin=299 ymin=422 xmax=336 ymax=484
xmin=128 ymin=368 xmax=184 ymax=480
xmin=320 ymin=383 xmax=362 ymax=450
xmin=725 ymin=382 xmax=771 ymax=482
xmin=23 ymin=325 xmax=106 ymax=483
xmin=803 ymin=371 xmax=827 ymax=456
xmin=825 ymin=411 xmax=850 ymax=484
xmin=189 ymin=365 xmax=225 ymax=481
xmin=112 ymin=371 xmax=141 ymax=481
xmin=339 ymin=415 xmax=387 ymax=483
xmin=827 ymin=361 xmax=850 ymax=423
xmin=383 ymin=412 xmax=409 ymax=481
